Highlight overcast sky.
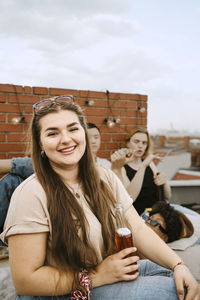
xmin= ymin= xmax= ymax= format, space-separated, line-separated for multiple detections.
xmin=0 ymin=0 xmax=200 ymax=134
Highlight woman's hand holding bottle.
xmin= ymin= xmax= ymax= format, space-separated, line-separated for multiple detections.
xmin=92 ymin=248 xmax=140 ymax=287
xmin=154 ymin=172 xmax=167 ymax=186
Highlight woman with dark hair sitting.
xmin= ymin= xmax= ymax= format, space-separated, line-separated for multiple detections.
xmin=143 ymin=201 xmax=194 ymax=243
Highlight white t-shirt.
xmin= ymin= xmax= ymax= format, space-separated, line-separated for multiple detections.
xmin=96 ymin=157 xmax=111 ymax=169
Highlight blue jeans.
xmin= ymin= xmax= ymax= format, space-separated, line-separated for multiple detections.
xmin=15 ymin=260 xmax=179 ymax=300
xmin=0 ymin=157 xmax=33 ymax=240
xmin=0 ymin=174 xmax=24 ymax=235
xmin=10 ymin=157 xmax=33 ymax=179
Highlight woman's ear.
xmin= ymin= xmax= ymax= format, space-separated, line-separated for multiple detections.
xmin=40 ymin=142 xmax=43 ymax=151
xmin=126 ymin=141 xmax=130 ymax=148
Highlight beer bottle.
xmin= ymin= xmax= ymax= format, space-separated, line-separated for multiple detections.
xmin=114 ymin=203 xmax=133 ymax=252
xmin=156 ymin=172 xmax=165 ymax=202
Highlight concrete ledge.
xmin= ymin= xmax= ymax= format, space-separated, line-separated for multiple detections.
xmin=169 ymin=180 xmax=200 ymax=187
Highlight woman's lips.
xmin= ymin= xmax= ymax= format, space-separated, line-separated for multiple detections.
xmin=59 ymin=146 xmax=76 ymax=154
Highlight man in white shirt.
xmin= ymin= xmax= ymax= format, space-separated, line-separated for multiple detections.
xmin=87 ymin=123 xmax=111 ymax=169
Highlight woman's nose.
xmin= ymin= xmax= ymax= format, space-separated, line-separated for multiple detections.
xmin=60 ymin=132 xmax=71 ymax=143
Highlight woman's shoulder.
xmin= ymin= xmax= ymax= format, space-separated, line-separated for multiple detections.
xmin=14 ymin=173 xmax=40 ymax=188
xmin=7 ymin=174 xmax=48 ymax=224
xmin=12 ymin=173 xmax=46 ymax=200
xmin=97 ymin=164 xmax=114 ymax=179
xmin=97 ymin=165 xmax=133 ymax=209
xmin=97 ymin=165 xmax=127 ymax=189
xmin=97 ymin=165 xmax=122 ymax=186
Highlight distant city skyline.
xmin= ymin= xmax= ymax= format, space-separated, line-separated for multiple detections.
xmin=150 ymin=123 xmax=200 ymax=136
xmin=0 ymin=0 xmax=200 ymax=134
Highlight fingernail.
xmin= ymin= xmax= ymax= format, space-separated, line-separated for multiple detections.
xmin=178 ymin=294 xmax=184 ymax=300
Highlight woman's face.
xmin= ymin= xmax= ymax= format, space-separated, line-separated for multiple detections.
xmin=39 ymin=109 xmax=86 ymax=171
xmin=127 ymin=132 xmax=148 ymax=158
xmin=145 ymin=213 xmax=168 ymax=242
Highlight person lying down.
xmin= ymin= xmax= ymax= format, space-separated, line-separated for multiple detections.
xmin=142 ymin=201 xmax=194 ymax=243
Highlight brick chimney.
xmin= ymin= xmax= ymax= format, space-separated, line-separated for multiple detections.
xmin=158 ymin=135 xmax=165 ymax=147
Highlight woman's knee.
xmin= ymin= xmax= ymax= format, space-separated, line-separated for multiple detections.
xmin=139 ymin=259 xmax=173 ymax=277
xmin=91 ymin=276 xmax=178 ymax=300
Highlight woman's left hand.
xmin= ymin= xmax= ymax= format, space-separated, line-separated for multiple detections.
xmin=173 ymin=264 xmax=200 ymax=300
xmin=153 ymin=172 xmax=166 ymax=186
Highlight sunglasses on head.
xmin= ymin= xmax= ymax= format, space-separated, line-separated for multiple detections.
xmin=33 ymin=95 xmax=74 ymax=113
xmin=143 ymin=214 xmax=167 ymax=235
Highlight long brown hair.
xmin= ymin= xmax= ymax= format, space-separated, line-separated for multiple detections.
xmin=31 ymin=100 xmax=116 ymax=291
xmin=124 ymin=127 xmax=151 ymax=159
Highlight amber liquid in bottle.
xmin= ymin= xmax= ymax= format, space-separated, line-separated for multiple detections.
xmin=114 ymin=203 xmax=136 ymax=274
xmin=115 ymin=227 xmax=133 ymax=253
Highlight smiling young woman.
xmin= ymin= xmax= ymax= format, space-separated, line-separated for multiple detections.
xmin=0 ymin=97 xmax=199 ymax=300
xmin=39 ymin=109 xmax=86 ymax=176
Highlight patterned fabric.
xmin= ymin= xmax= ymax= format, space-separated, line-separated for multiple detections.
xmin=71 ymin=270 xmax=91 ymax=300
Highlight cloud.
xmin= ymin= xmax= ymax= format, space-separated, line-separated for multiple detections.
xmin=0 ymin=0 xmax=134 ymax=40
xmin=0 ymin=0 xmax=133 ymax=17
xmin=0 ymin=0 xmax=139 ymax=59
xmin=0 ymin=0 xmax=200 ymax=133
xmin=0 ymin=0 xmax=141 ymax=89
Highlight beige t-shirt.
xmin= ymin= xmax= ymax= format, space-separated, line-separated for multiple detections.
xmin=0 ymin=166 xmax=133 ymax=265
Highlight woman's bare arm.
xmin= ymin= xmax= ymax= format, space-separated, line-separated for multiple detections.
xmin=125 ymin=205 xmax=181 ymax=268
xmin=8 ymin=232 xmax=139 ymax=296
xmin=0 ymin=159 xmax=12 ymax=174
xmin=8 ymin=233 xmax=74 ymax=296
xmin=125 ymin=163 xmax=146 ymax=201
xmin=126 ymin=154 xmax=162 ymax=201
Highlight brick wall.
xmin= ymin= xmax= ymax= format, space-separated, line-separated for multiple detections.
xmin=0 ymin=83 xmax=147 ymax=160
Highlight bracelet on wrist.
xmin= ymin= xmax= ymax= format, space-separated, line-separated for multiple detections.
xmin=172 ymin=261 xmax=185 ymax=271
xmin=71 ymin=270 xmax=92 ymax=300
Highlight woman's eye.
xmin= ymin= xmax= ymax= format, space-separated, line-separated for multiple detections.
xmin=47 ymin=132 xmax=57 ymax=136
xmin=70 ymin=127 xmax=78 ymax=132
